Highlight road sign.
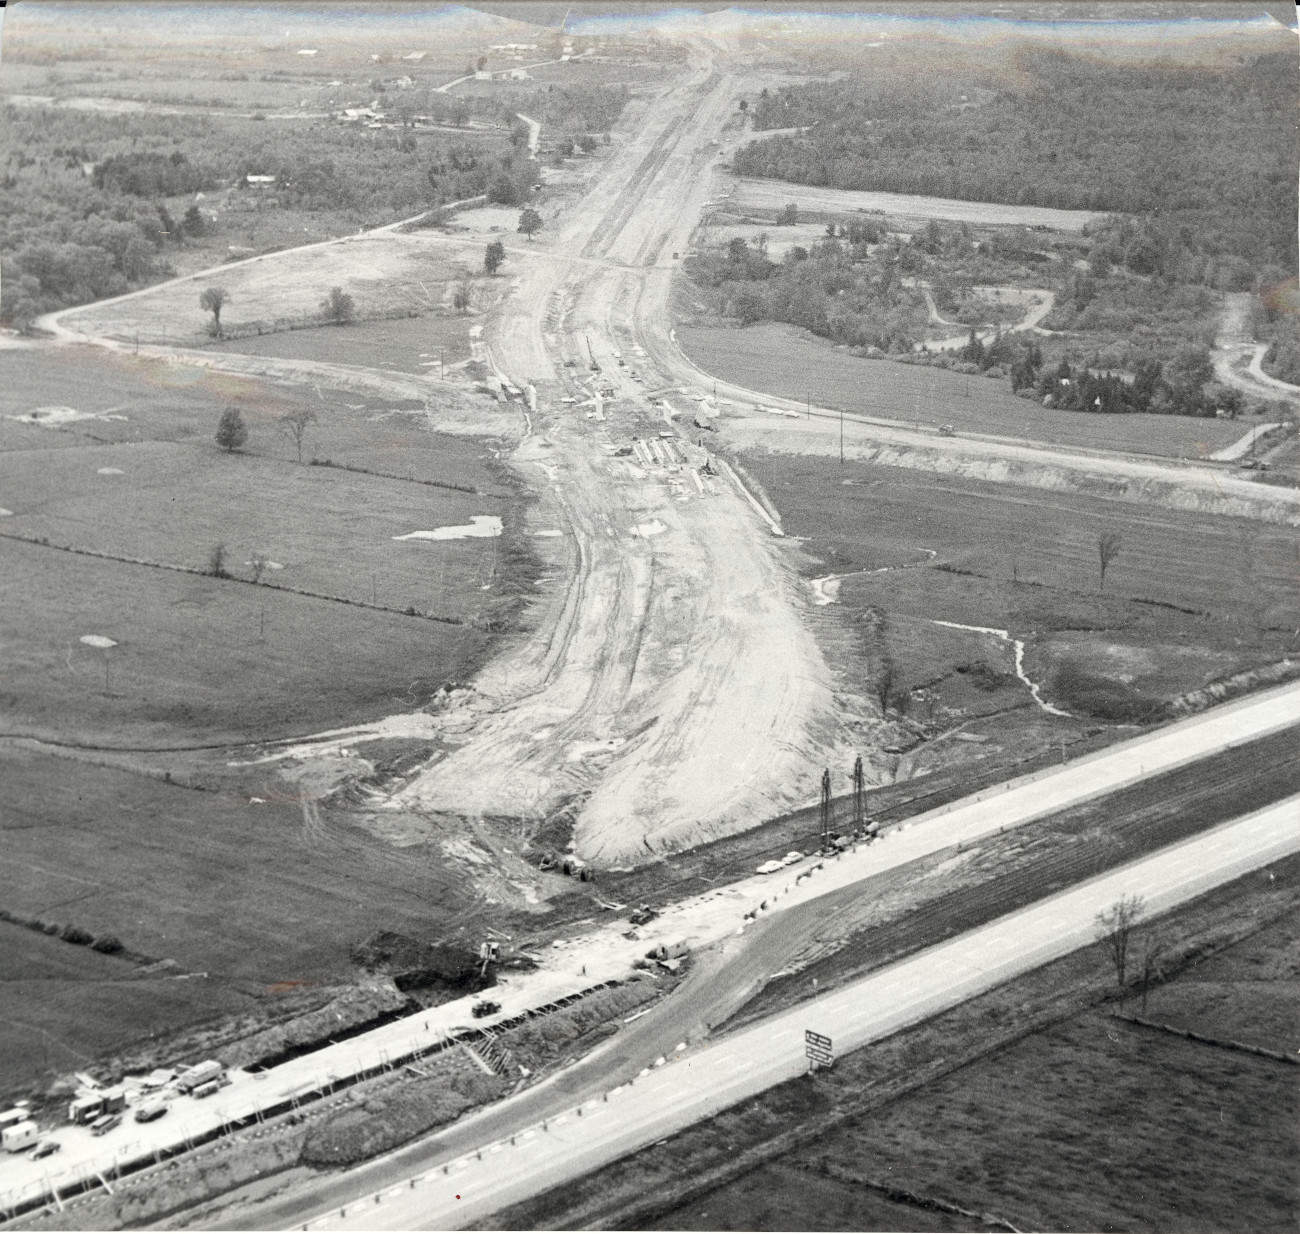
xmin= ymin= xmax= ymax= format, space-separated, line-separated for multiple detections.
xmin=804 ymin=1029 xmax=834 ymax=1068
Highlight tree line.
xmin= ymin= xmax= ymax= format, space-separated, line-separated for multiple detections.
xmin=0 ymin=106 xmax=531 ymax=326
xmin=737 ymin=50 xmax=1297 ymax=278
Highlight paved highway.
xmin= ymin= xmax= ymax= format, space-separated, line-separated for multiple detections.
xmin=309 ymin=793 xmax=1300 ymax=1231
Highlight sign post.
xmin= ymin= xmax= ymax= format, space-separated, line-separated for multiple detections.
xmin=804 ymin=1029 xmax=834 ymax=1072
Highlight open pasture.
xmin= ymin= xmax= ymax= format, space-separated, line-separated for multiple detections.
xmin=61 ymin=232 xmax=474 ymax=347
xmin=0 ymin=537 xmax=491 ymax=748
xmin=0 ymin=439 xmax=508 ymax=616
xmin=1 ymin=345 xmax=516 ymax=487
xmin=744 ymin=451 xmax=1300 ymax=723
xmin=680 ymin=322 xmax=1248 ymax=459
xmin=207 ymin=313 xmax=475 ymax=375
xmin=0 ymin=922 xmax=258 ymax=1094
xmin=0 ymin=745 xmax=481 ymax=1094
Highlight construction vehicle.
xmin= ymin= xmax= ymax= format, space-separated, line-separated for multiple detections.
xmin=629 ymin=904 xmax=659 ymax=926
xmin=134 ymin=1099 xmax=168 ymax=1123
xmin=938 ymin=424 xmax=956 ymax=437
xmin=471 ymin=999 xmax=501 ymax=1019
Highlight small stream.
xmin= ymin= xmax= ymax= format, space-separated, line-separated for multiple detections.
xmin=930 ymin=620 xmax=1071 ymax=717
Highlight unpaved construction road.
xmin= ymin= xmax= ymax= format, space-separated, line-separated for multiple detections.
xmin=393 ymin=58 xmax=850 ymax=861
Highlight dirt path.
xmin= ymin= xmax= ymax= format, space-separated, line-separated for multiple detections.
xmin=918 ymin=286 xmax=1055 ymax=352
xmin=1213 ymin=293 xmax=1300 ymax=407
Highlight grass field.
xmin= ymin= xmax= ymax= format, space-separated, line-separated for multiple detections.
xmin=679 ymin=321 xmax=1248 ymax=460
xmin=207 ymin=314 xmax=476 ymax=374
xmin=0 ymin=338 xmax=531 ymax=1095
xmin=0 ymin=740 xmax=484 ymax=1096
xmin=61 ymin=231 xmax=473 ymax=347
xmin=740 ymin=451 xmax=1299 ymax=738
xmin=1 ymin=347 xmax=523 ymax=748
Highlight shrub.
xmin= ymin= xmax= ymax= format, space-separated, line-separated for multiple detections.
xmin=61 ymin=924 xmax=94 ymax=945
xmin=91 ymin=935 xmax=124 ymax=954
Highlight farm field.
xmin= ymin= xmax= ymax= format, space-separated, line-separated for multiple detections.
xmin=58 ymin=231 xmax=477 ymax=347
xmin=0 ymin=744 xmax=484 ymax=1096
xmin=679 ymin=321 xmax=1249 ymax=459
xmin=0 ymin=922 xmax=259 ymax=1094
xmin=207 ymin=313 xmax=476 ymax=375
xmin=0 ymin=346 xmax=518 ymax=484
xmin=738 ymin=451 xmax=1299 ymax=745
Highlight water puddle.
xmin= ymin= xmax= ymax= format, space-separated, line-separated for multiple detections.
xmin=393 ymin=516 xmax=502 ymax=541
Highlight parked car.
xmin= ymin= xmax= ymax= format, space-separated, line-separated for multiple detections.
xmin=756 ymin=860 xmax=784 ymax=875
xmin=472 ymin=999 xmax=501 ymax=1019
xmin=781 ymin=851 xmax=804 ymax=866
xmin=30 ymin=1140 xmax=61 ymax=1160
xmin=134 ymin=1099 xmax=168 ymax=1123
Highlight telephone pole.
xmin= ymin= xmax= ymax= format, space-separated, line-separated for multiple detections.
xmin=839 ymin=408 xmax=844 ymax=464
xmin=819 ymin=768 xmax=831 ymax=851
xmin=852 ymin=754 xmax=865 ymax=833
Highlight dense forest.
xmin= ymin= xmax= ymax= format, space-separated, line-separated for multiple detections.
xmin=687 ymin=225 xmax=929 ymax=353
xmin=737 ymin=50 xmax=1297 ymax=279
xmin=0 ymin=108 xmax=532 ymax=325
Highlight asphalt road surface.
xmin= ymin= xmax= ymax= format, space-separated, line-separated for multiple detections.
xmin=308 ymin=794 xmax=1300 ymax=1231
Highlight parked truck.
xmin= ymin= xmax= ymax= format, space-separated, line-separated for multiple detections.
xmin=175 ymin=1061 xmax=225 ymax=1094
xmin=68 ymin=1086 xmax=125 ymax=1125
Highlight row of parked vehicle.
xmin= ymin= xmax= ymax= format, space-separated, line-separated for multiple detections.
xmin=0 ymin=1060 xmax=231 ymax=1159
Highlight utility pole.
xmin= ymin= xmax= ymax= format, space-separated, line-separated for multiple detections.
xmin=441 ymin=347 xmax=445 ymax=379
xmin=852 ymin=754 xmax=864 ymax=833
xmin=839 ymin=408 xmax=844 ymax=464
xmin=806 ymin=393 xmax=811 ymax=419
xmin=819 ymin=768 xmax=831 ymax=851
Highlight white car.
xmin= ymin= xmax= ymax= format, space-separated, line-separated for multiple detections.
xmin=781 ymin=851 xmax=804 ymax=866
xmin=756 ymin=860 xmax=784 ymax=875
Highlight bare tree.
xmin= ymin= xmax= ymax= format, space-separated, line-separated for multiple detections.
xmin=1097 ymin=531 xmax=1122 ymax=592
xmin=873 ymin=657 xmax=897 ymax=715
xmin=199 ymin=286 xmax=229 ymax=338
xmin=1095 ymin=894 xmax=1144 ymax=989
xmin=1136 ymin=931 xmax=1166 ymax=1015
xmin=280 ymin=407 xmax=317 ymax=463
xmin=207 ymin=543 xmax=229 ymax=578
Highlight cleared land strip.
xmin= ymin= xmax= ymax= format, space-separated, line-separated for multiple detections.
xmin=311 ymin=794 xmax=1300 ymax=1231
xmin=727 ymin=176 xmax=1109 ymax=231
